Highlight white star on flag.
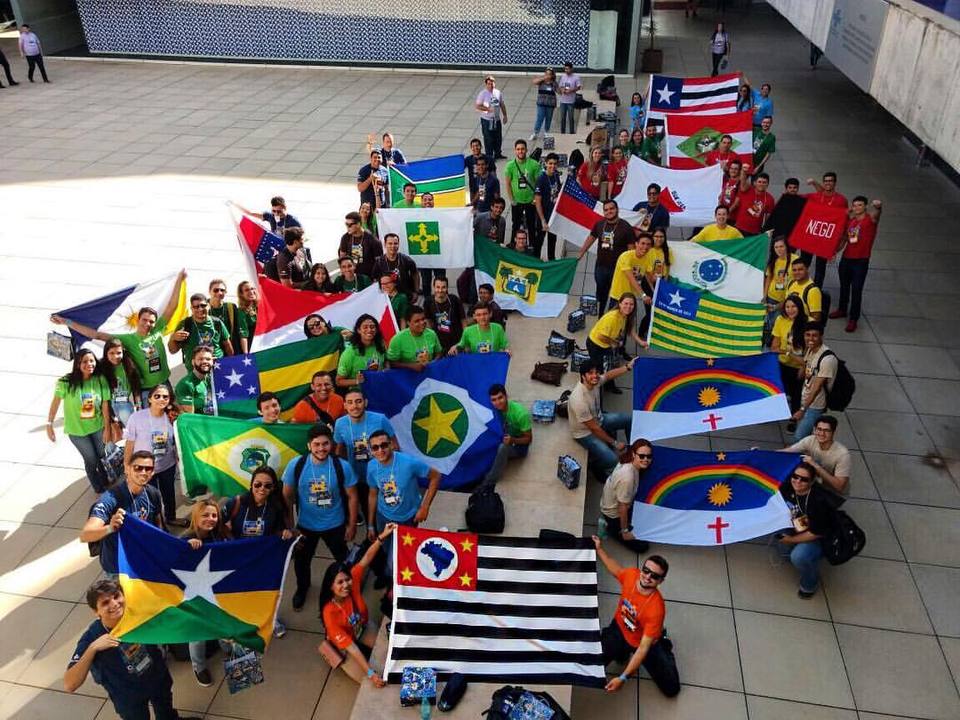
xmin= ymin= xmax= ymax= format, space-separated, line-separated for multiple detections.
xmin=242 ymin=357 xmax=253 ymax=367
xmin=226 ymin=369 xmax=244 ymax=387
xmin=656 ymin=84 xmax=675 ymax=104
xmin=171 ymin=550 xmax=234 ymax=608
xmin=247 ymin=385 xmax=257 ymax=395
xmin=216 ymin=390 xmax=225 ymax=400
xmin=668 ymin=289 xmax=686 ymax=307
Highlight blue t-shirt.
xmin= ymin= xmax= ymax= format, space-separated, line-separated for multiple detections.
xmin=751 ymin=90 xmax=774 ymax=125
xmin=260 ymin=211 xmax=301 ymax=235
xmin=282 ymin=454 xmax=356 ymax=532
xmin=90 ymin=485 xmax=162 ymax=574
xmin=471 ymin=172 xmax=501 ymax=213
xmin=535 ymin=171 xmax=562 ymax=220
xmin=69 ymin=619 xmax=170 ymax=712
xmin=631 ymin=201 xmax=670 ymax=229
xmin=367 ymin=451 xmax=431 ymax=522
xmin=333 ymin=412 xmax=395 ymax=472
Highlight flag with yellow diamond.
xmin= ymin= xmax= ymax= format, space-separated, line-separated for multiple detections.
xmin=362 ymin=353 xmax=509 ymax=489
xmin=174 ymin=414 xmax=311 ymax=497
xmin=377 ymin=207 xmax=474 ymax=269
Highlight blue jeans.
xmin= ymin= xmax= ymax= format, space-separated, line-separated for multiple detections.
xmin=189 ymin=639 xmax=231 ymax=673
xmin=575 ymin=412 xmax=632 ymax=477
xmin=534 ymin=105 xmax=554 ymax=134
xmin=480 ymin=118 xmax=503 ymax=158
xmin=559 ymin=103 xmax=577 ymax=134
xmin=794 ymin=407 xmax=823 ymax=443
xmin=594 ymin=264 xmax=615 ymax=316
xmin=779 ymin=539 xmax=823 ymax=593
xmin=68 ymin=431 xmax=108 ymax=492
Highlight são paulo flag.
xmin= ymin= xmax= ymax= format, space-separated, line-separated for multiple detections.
xmin=617 ymin=157 xmax=723 ymax=227
xmin=665 ymin=110 xmax=753 ymax=170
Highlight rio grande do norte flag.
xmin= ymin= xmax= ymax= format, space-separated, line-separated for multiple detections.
xmin=474 ymin=239 xmax=578 ymax=318
xmin=362 ymin=354 xmax=509 ymax=489
xmin=377 ymin=208 xmax=474 ymax=269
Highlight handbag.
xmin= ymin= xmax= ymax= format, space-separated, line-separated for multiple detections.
xmin=47 ymin=331 xmax=74 ymax=361
xmin=530 ymin=361 xmax=567 ymax=386
xmin=224 ymin=644 xmax=264 ymax=694
xmin=557 ymin=455 xmax=582 ymax=489
xmin=546 ymin=330 xmax=575 ymax=359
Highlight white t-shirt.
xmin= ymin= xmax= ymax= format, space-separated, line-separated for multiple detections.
xmin=558 ymin=73 xmax=582 ymax=104
xmin=123 ymin=409 xmax=177 ymax=472
xmin=601 ymin=463 xmax=639 ymax=519
xmin=476 ymin=89 xmax=504 ymax=122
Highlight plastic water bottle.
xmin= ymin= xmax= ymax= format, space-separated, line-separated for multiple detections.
xmin=420 ymin=695 xmax=432 ymax=719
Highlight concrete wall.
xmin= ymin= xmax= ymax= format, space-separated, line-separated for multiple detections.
xmin=10 ymin=0 xmax=84 ymax=53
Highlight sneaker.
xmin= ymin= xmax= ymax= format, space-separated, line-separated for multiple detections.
xmin=786 ymin=420 xmax=797 ymax=433
xmin=844 ymin=320 xmax=857 ymax=333
xmin=828 ymin=309 xmax=846 ymax=319
xmin=195 ymin=668 xmax=213 ymax=687
xmin=529 ymin=133 xmax=538 ymax=142
xmin=797 ymin=587 xmax=816 ymax=599
xmin=292 ymin=588 xmax=307 ymax=611
xmin=273 ymin=620 xmax=287 ymax=638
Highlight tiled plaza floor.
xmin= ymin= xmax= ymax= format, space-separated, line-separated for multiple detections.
xmin=1 ymin=4 xmax=960 ymax=719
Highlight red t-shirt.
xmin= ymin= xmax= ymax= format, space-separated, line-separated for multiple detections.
xmin=842 ymin=214 xmax=877 ymax=259
xmin=577 ymin=161 xmax=605 ymax=200
xmin=322 ymin=564 xmax=369 ymax=650
xmin=736 ymin=187 xmax=775 ymax=234
xmin=607 ymin=160 xmax=628 ymax=198
xmin=614 ymin=568 xmax=665 ymax=648
xmin=719 ymin=177 xmax=740 ymax=221
xmin=705 ymin=150 xmax=734 ymax=168
xmin=806 ymin=190 xmax=848 ymax=209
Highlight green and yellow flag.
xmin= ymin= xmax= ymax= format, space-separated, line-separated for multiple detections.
xmin=388 ymin=154 xmax=468 ymax=208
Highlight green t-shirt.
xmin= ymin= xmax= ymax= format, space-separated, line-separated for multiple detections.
xmin=176 ymin=316 xmax=231 ymax=361
xmin=393 ymin=199 xmax=417 ymax=209
xmin=753 ymin=129 xmax=776 ymax=166
xmin=116 ymin=317 xmax=169 ymax=388
xmin=458 ymin=323 xmax=508 ymax=354
xmin=640 ymin=136 xmax=662 ymax=164
xmin=504 ymin=158 xmax=541 ymax=205
xmin=387 ymin=328 xmax=442 ymax=364
xmin=333 ymin=274 xmax=372 ymax=293
xmin=502 ymin=400 xmax=532 ymax=438
xmin=210 ymin=302 xmax=249 ymax=349
xmin=55 ymin=375 xmax=110 ymax=436
xmin=388 ymin=293 xmax=409 ymax=324
xmin=337 ymin=343 xmax=387 ymax=379
xmin=175 ymin=371 xmax=214 ymax=415
xmin=237 ymin=309 xmax=257 ymax=343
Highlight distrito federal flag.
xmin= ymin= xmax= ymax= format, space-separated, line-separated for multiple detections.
xmin=377 ymin=207 xmax=474 ymax=269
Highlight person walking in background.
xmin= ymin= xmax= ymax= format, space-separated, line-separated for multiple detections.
xmin=19 ymin=25 xmax=49 ymax=83
xmin=709 ymin=22 xmax=730 ymax=77
xmin=476 ymin=76 xmax=508 ymax=159
xmin=0 ymin=46 xmax=20 ymax=87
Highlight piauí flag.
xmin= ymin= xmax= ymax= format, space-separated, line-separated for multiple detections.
xmin=56 ymin=272 xmax=188 ymax=348
xmin=362 ymin=354 xmax=508 ymax=489
xmin=646 ymin=72 xmax=740 ymax=117
xmin=617 ymin=157 xmax=723 ymax=227
xmin=388 ymin=155 xmax=468 ymax=208
xmin=474 ymin=239 xmax=577 ymax=318
xmin=251 ymin=279 xmax=397 ymax=351
xmin=665 ymin=110 xmax=753 ymax=169
xmin=232 ymin=211 xmax=284 ymax=277
xmin=212 ymin=334 xmax=341 ymax=420
xmin=386 ymin=525 xmax=606 ymax=687
xmin=633 ymin=447 xmax=796 ymax=546
xmin=114 ymin=517 xmax=294 ymax=651
xmin=377 ymin=207 xmax=474 ymax=269
xmin=787 ymin=200 xmax=850 ymax=259
xmin=648 ymin=277 xmax=766 ymax=358
xmin=174 ymin=414 xmax=312 ymax=496
xmin=669 ymin=233 xmax=768 ymax=304
xmin=631 ymin=354 xmax=790 ymax=442
xmin=547 ymin=176 xmax=645 ymax=248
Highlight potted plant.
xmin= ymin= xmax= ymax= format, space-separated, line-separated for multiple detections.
xmin=641 ymin=6 xmax=663 ymax=73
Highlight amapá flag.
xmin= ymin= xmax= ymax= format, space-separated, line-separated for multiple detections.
xmin=633 ymin=447 xmax=797 ymax=545
xmin=631 ymin=354 xmax=789 ymax=441
xmin=669 ymin=233 xmax=768 ymax=304
xmin=174 ymin=414 xmax=311 ymax=496
xmin=362 ymin=354 xmax=508 ymax=489
xmin=388 ymin=154 xmax=468 ymax=208
xmin=377 ymin=207 xmax=474 ymax=269
xmin=113 ymin=517 xmax=294 ymax=651
xmin=474 ymin=239 xmax=577 ymax=318
xmin=616 ymin=157 xmax=723 ymax=227
xmin=212 ymin=334 xmax=341 ymax=419
xmin=386 ymin=525 xmax=605 ymax=687
xmin=787 ymin=200 xmax=850 ymax=259
xmin=664 ymin=110 xmax=753 ymax=169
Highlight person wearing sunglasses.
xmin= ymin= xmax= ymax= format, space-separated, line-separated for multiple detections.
xmin=207 ymin=278 xmax=249 ymax=354
xmin=80 ymin=451 xmax=164 ymax=577
xmin=123 ymin=387 xmax=185 ymax=526
xmin=593 ymin=536 xmax=679 ymax=697
xmin=777 ymin=461 xmax=832 ymax=598
xmin=168 ymin=293 xmax=234 ymax=363
xmin=338 ymin=210 xmax=383 ymax=280
xmin=600 ymin=439 xmax=653 ymax=553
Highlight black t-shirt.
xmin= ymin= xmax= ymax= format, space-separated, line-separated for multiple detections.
xmin=465 ymin=153 xmax=497 ymax=185
xmin=535 ymin=171 xmax=562 ymax=220
xmin=779 ymin=482 xmax=834 ymax=537
xmin=357 ymin=164 xmax=389 ymax=208
xmin=224 ymin=495 xmax=287 ymax=539
xmin=277 ymin=246 xmax=312 ymax=286
xmin=371 ymin=253 xmax=418 ymax=298
xmin=590 ymin=218 xmax=634 ymax=268
xmin=338 ymin=231 xmax=383 ymax=279
xmin=424 ymin=295 xmax=465 ymax=350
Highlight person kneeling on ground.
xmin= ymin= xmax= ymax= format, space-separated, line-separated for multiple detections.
xmin=566 ymin=359 xmax=636 ymax=479
xmin=481 ymin=384 xmax=532 ymax=487
xmin=778 ymin=461 xmax=833 ymax=598
xmin=780 ymin=414 xmax=850 ymax=495
xmin=600 ymin=439 xmax=653 ymax=553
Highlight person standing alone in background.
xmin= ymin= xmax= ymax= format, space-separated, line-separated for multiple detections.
xmin=709 ymin=22 xmax=730 ymax=77
xmin=19 ymin=25 xmax=49 ymax=83
xmin=476 ymin=76 xmax=508 ymax=160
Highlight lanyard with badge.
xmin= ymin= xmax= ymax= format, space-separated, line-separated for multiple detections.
xmin=307 ymin=457 xmax=334 ymax=508
xmin=380 ymin=458 xmax=401 ymax=507
xmin=120 ymin=642 xmax=154 ymax=675
xmin=601 ymin=222 xmax=616 ymax=250
xmin=350 ymin=417 xmax=370 ymax=462
xmin=516 ymin=161 xmax=530 ymax=191
xmin=241 ymin=503 xmax=266 ymax=536
xmin=142 ymin=338 xmax=162 ymax=374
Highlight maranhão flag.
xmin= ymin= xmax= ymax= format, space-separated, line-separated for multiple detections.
xmin=250 ymin=279 xmax=397 ymax=351
xmin=630 ymin=354 xmax=790 ymax=442
xmin=386 ymin=525 xmax=606 ymax=687
xmin=617 ymin=156 xmax=723 ymax=227
xmin=664 ymin=110 xmax=753 ymax=169
xmin=547 ymin=177 xmax=644 ymax=248
xmin=646 ymin=72 xmax=740 ymax=123
xmin=230 ymin=206 xmax=285 ymax=279
xmin=633 ymin=447 xmax=797 ymax=546
xmin=787 ymin=201 xmax=850 ymax=259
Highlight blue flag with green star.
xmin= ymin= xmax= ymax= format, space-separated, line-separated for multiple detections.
xmin=362 ymin=354 xmax=508 ymax=489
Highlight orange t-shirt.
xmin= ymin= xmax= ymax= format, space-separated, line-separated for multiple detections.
xmin=322 ymin=564 xmax=368 ymax=650
xmin=614 ymin=568 xmax=665 ymax=647
xmin=291 ymin=393 xmax=345 ymax=425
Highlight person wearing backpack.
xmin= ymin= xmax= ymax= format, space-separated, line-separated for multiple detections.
xmin=281 ymin=425 xmax=359 ymax=611
xmin=791 ymin=322 xmax=836 ymax=442
xmin=776 ymin=461 xmax=833 ymax=598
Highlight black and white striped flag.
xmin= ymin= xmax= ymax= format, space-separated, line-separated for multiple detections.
xmin=386 ymin=526 xmax=606 ymax=688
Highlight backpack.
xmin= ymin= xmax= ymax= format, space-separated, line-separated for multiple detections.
xmin=820 ymin=509 xmax=866 ymax=565
xmin=801 ymin=283 xmax=832 ymax=327
xmin=465 ymin=485 xmax=505 ymax=534
xmin=531 ymin=361 xmax=567 ymax=386
xmin=482 ymin=685 xmax=570 ymax=720
xmin=816 ymin=350 xmax=856 ymax=411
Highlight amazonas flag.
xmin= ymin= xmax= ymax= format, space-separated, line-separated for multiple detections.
xmin=631 ymin=354 xmax=789 ymax=442
xmin=386 ymin=525 xmax=606 ymax=687
xmin=633 ymin=447 xmax=797 ymax=546
xmin=474 ymin=239 xmax=577 ymax=318
xmin=389 ymin=155 xmax=468 ymax=208
xmin=664 ymin=110 xmax=753 ymax=169
xmin=232 ymin=210 xmax=284 ymax=278
xmin=114 ymin=517 xmax=294 ymax=651
xmin=377 ymin=207 xmax=474 ymax=269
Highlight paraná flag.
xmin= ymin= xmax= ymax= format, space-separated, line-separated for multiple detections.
xmin=547 ymin=176 xmax=644 ymax=248
xmin=388 ymin=155 xmax=468 ymax=208
xmin=664 ymin=110 xmax=753 ymax=169
xmin=787 ymin=200 xmax=850 ymax=259
xmin=114 ymin=517 xmax=294 ymax=651
xmin=212 ymin=334 xmax=341 ymax=419
xmin=232 ymin=210 xmax=284 ymax=278
xmin=633 ymin=447 xmax=796 ymax=545
xmin=174 ymin=414 xmax=312 ymax=497
xmin=386 ymin=525 xmax=605 ymax=687
xmin=376 ymin=207 xmax=474 ymax=269
xmin=631 ymin=354 xmax=790 ymax=441
xmin=669 ymin=233 xmax=768 ymax=304
xmin=251 ymin=279 xmax=397 ymax=351
xmin=617 ymin=156 xmax=723 ymax=227
xmin=473 ymin=239 xmax=578 ymax=318
xmin=646 ymin=72 xmax=740 ymax=117
xmin=362 ymin=354 xmax=508 ymax=489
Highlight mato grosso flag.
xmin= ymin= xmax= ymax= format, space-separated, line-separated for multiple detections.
xmin=474 ymin=239 xmax=578 ymax=318
xmin=386 ymin=525 xmax=606 ymax=687
xmin=377 ymin=207 xmax=474 ymax=269
xmin=631 ymin=354 xmax=790 ymax=442
xmin=388 ymin=154 xmax=468 ymax=208
xmin=174 ymin=414 xmax=312 ymax=496
xmin=633 ymin=447 xmax=797 ymax=546
xmin=114 ymin=517 xmax=294 ymax=651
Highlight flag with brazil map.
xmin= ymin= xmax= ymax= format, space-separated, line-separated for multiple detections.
xmin=377 ymin=207 xmax=474 ymax=269
xmin=388 ymin=155 xmax=468 ymax=208
xmin=474 ymin=239 xmax=578 ymax=318
xmin=361 ymin=353 xmax=508 ymax=489
xmin=174 ymin=414 xmax=311 ymax=497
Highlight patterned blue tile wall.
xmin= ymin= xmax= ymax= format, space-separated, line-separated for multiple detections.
xmin=75 ymin=0 xmax=591 ymax=66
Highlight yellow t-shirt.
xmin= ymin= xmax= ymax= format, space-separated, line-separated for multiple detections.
xmin=772 ymin=315 xmax=804 ymax=368
xmin=589 ymin=309 xmax=628 ymax=349
xmin=786 ymin=278 xmax=822 ymax=315
xmin=690 ymin=224 xmax=743 ymax=243
xmin=766 ymin=254 xmax=799 ymax=303
xmin=610 ymin=249 xmax=656 ymax=302
xmin=649 ymin=247 xmax=669 ymax=281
